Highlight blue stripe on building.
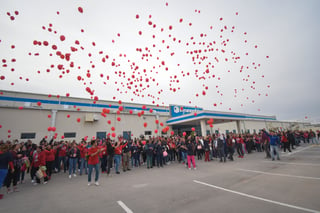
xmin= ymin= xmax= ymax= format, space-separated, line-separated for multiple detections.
xmin=0 ymin=96 xmax=169 ymax=113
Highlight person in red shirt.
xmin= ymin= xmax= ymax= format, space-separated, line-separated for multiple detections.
xmin=87 ymin=140 xmax=101 ymax=186
xmin=44 ymin=145 xmax=56 ymax=180
xmin=281 ymin=132 xmax=291 ymax=152
xmin=113 ymin=140 xmax=127 ymax=174
xmin=32 ymin=146 xmax=48 ymax=185
xmin=58 ymin=142 xmax=67 ymax=173
xmin=79 ymin=141 xmax=88 ymax=175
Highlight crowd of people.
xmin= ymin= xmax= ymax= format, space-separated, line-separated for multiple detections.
xmin=0 ymin=128 xmax=319 ymax=199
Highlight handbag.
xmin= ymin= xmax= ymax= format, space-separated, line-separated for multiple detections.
xmin=36 ymin=169 xmax=44 ymax=179
xmin=163 ymin=151 xmax=168 ymax=157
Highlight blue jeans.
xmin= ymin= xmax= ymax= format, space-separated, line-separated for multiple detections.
xmin=69 ymin=158 xmax=77 ymax=175
xmin=0 ymin=169 xmax=8 ymax=190
xmin=80 ymin=158 xmax=88 ymax=175
xmin=181 ymin=152 xmax=187 ymax=163
xmin=88 ymin=164 xmax=99 ymax=182
xmin=114 ymin=155 xmax=121 ymax=172
xmin=270 ymin=145 xmax=280 ymax=160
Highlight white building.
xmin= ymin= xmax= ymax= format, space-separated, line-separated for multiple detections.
xmin=0 ymin=90 xmax=313 ymax=143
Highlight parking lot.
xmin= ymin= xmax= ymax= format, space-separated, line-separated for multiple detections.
xmin=1 ymin=144 xmax=320 ymax=213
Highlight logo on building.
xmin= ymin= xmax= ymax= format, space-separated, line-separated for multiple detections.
xmin=169 ymin=105 xmax=203 ymax=117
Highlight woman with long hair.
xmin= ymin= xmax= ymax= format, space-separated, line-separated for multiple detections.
xmin=0 ymin=144 xmax=14 ymax=199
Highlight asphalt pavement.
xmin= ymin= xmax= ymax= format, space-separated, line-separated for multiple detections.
xmin=1 ymin=143 xmax=320 ymax=213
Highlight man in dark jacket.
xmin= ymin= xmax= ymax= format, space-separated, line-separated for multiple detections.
xmin=217 ymin=135 xmax=226 ymax=162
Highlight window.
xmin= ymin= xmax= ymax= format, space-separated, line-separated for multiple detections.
xmin=145 ymin=131 xmax=152 ymax=135
xmin=226 ymin=130 xmax=230 ymax=134
xmin=253 ymin=129 xmax=256 ymax=134
xmin=21 ymin=133 xmax=36 ymax=139
xmin=206 ymin=130 xmax=211 ymax=136
xmin=96 ymin=132 xmax=106 ymax=140
xmin=233 ymin=129 xmax=236 ymax=133
xmin=123 ymin=131 xmax=131 ymax=140
xmin=64 ymin=132 xmax=76 ymax=138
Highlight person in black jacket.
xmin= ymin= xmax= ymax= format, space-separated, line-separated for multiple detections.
xmin=106 ymin=138 xmax=114 ymax=175
xmin=68 ymin=142 xmax=80 ymax=179
xmin=287 ymin=131 xmax=296 ymax=150
xmin=186 ymin=137 xmax=196 ymax=170
xmin=155 ymin=141 xmax=163 ymax=168
xmin=217 ymin=135 xmax=226 ymax=162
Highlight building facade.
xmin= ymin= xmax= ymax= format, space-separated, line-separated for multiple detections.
xmin=0 ymin=90 xmax=313 ymax=143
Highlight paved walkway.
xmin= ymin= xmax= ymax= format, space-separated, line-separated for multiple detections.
xmin=1 ymin=144 xmax=320 ymax=213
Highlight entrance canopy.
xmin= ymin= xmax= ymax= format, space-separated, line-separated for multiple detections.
xmin=166 ymin=110 xmax=276 ymax=136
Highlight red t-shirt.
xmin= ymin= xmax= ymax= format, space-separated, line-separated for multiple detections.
xmin=99 ymin=146 xmax=107 ymax=158
xmin=45 ymin=149 xmax=56 ymax=162
xmin=88 ymin=147 xmax=99 ymax=165
xmin=79 ymin=145 xmax=88 ymax=158
xmin=33 ymin=151 xmax=46 ymax=167
xmin=59 ymin=145 xmax=67 ymax=157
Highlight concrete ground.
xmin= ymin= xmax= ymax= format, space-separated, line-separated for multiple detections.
xmin=1 ymin=143 xmax=320 ymax=213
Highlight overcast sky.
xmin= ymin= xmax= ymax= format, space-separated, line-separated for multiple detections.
xmin=0 ymin=0 xmax=319 ymax=122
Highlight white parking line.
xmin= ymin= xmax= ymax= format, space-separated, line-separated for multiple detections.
xmin=263 ymin=161 xmax=320 ymax=166
xmin=237 ymin=168 xmax=320 ymax=180
xmin=117 ymin=200 xmax=134 ymax=213
xmin=285 ymin=146 xmax=313 ymax=156
xmin=193 ymin=180 xmax=320 ymax=213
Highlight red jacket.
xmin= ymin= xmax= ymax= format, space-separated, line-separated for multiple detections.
xmin=79 ymin=145 xmax=88 ymax=158
xmin=33 ymin=151 xmax=46 ymax=167
xmin=59 ymin=145 xmax=67 ymax=157
xmin=88 ymin=147 xmax=99 ymax=165
xmin=45 ymin=149 xmax=56 ymax=162
xmin=114 ymin=143 xmax=127 ymax=155
xmin=99 ymin=146 xmax=107 ymax=158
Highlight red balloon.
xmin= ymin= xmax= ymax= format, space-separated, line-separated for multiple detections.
xmin=107 ymin=120 xmax=111 ymax=124
xmin=67 ymin=114 xmax=70 ymax=118
xmin=117 ymin=117 xmax=121 ymax=122
xmin=191 ymin=127 xmax=195 ymax=131
xmin=111 ymin=132 xmax=116 ymax=137
xmin=103 ymin=108 xmax=110 ymax=114
xmin=37 ymin=101 xmax=42 ymax=106
xmin=143 ymin=122 xmax=147 ymax=128
xmin=170 ymin=131 xmax=174 ymax=135
xmin=154 ymin=129 xmax=158 ymax=134
xmin=60 ymin=35 xmax=66 ymax=41
xmin=111 ymin=126 xmax=115 ymax=131
xmin=18 ymin=106 xmax=23 ymax=110
xmin=129 ymin=110 xmax=133 ymax=114
xmin=77 ymin=118 xmax=81 ymax=122
xmin=78 ymin=7 xmax=83 ymax=13
xmin=52 ymin=127 xmax=56 ymax=132
xmin=183 ymin=132 xmax=186 ymax=136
